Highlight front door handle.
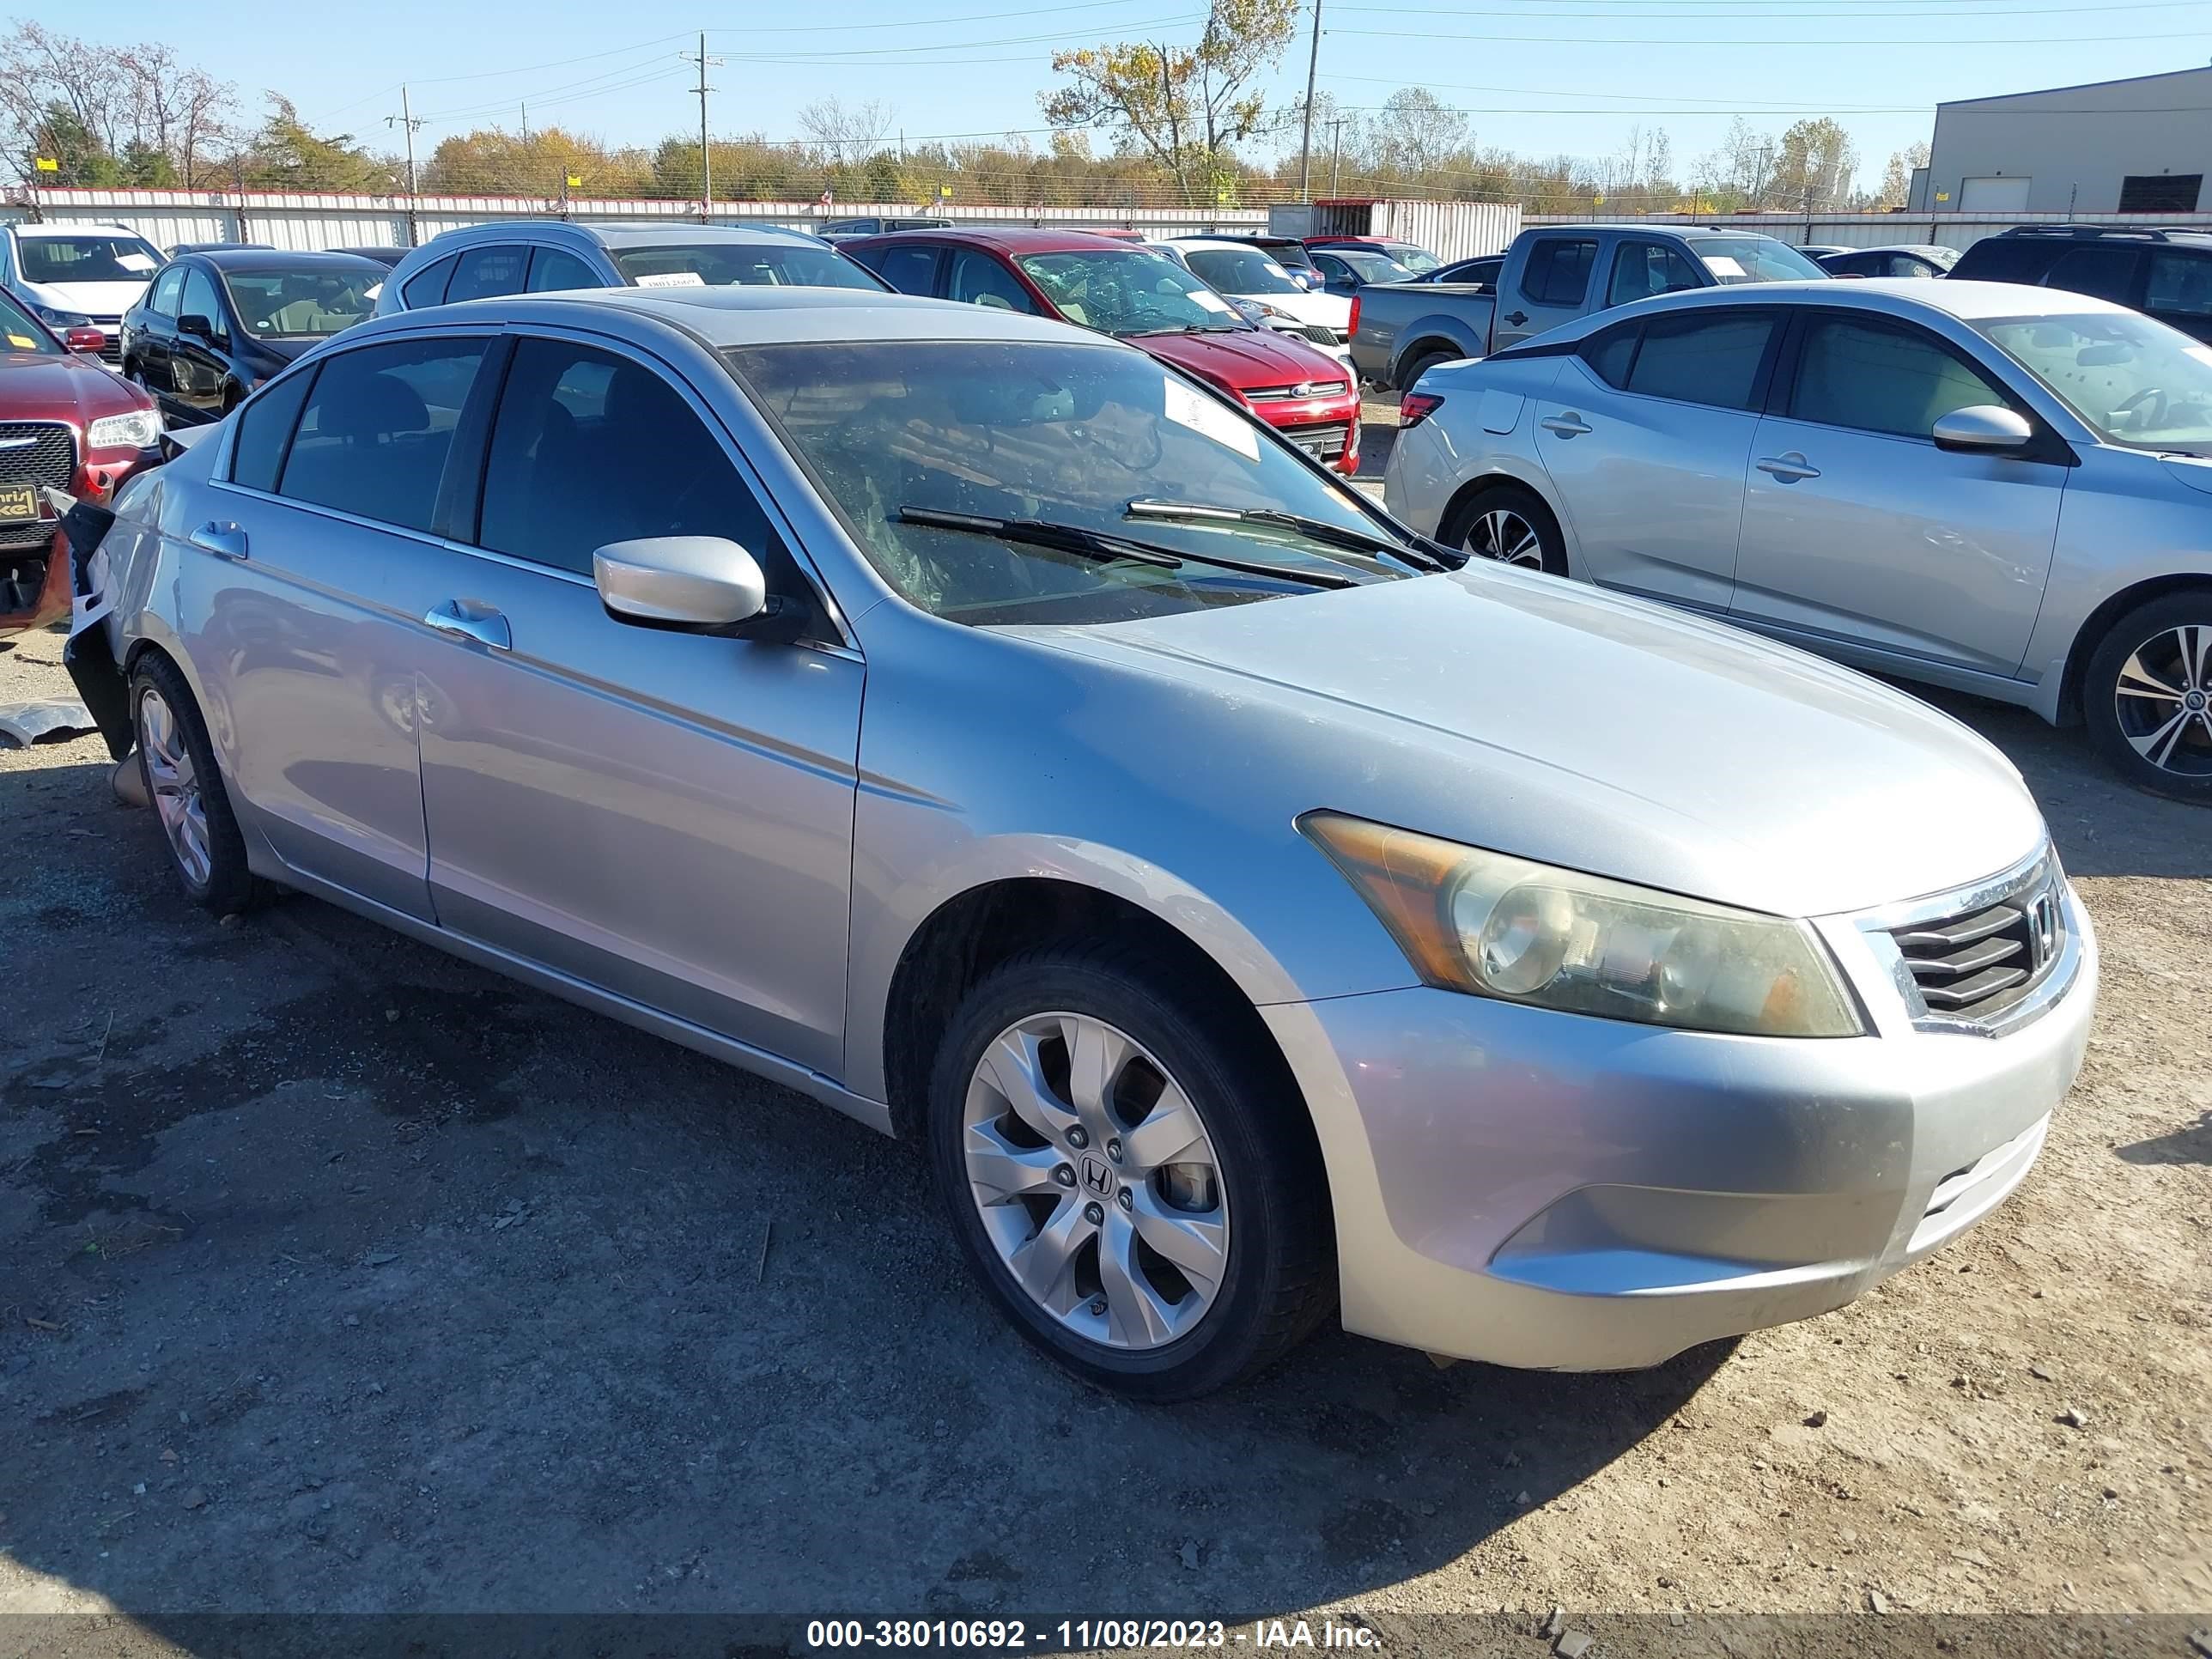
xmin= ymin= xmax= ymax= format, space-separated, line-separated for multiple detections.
xmin=423 ymin=598 xmax=511 ymax=651
xmin=1504 ymin=310 xmax=1528 ymax=327
xmin=188 ymin=520 xmax=247 ymax=560
xmin=1755 ymin=452 xmax=1822 ymax=482
xmin=1540 ymin=412 xmax=1592 ymax=438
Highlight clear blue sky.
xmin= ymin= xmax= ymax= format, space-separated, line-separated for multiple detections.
xmin=82 ymin=0 xmax=2212 ymax=193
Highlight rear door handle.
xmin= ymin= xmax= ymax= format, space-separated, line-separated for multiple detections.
xmin=423 ymin=598 xmax=511 ymax=651
xmin=1756 ymin=453 xmax=1822 ymax=482
xmin=1540 ymin=412 xmax=1592 ymax=438
xmin=1504 ymin=311 xmax=1528 ymax=327
xmin=188 ymin=520 xmax=247 ymax=561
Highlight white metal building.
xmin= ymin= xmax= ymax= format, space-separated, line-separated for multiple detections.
xmin=1915 ymin=64 xmax=2212 ymax=216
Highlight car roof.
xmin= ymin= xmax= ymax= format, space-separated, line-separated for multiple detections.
xmin=195 ymin=249 xmax=388 ymax=273
xmin=412 ymin=219 xmax=829 ymax=253
xmin=14 ymin=222 xmax=151 ymax=239
xmin=844 ymin=226 xmax=1146 ymax=256
xmin=1174 ymin=238 xmax=1283 ymax=255
xmin=341 ymin=283 xmax=1101 ymax=349
xmin=1545 ymin=276 xmax=2135 ymax=337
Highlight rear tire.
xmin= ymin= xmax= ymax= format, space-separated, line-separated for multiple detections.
xmin=925 ymin=941 xmax=1334 ymax=1400
xmin=1397 ymin=348 xmax=1459 ymax=395
xmin=129 ymin=653 xmax=270 ymax=916
xmin=1445 ymin=482 xmax=1569 ymax=577
xmin=2082 ymin=591 xmax=2212 ymax=803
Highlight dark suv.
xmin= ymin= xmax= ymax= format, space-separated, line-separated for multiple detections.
xmin=1948 ymin=226 xmax=2212 ymax=343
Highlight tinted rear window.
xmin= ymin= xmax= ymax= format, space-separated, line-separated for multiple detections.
xmin=231 ymin=369 xmax=314 ymax=492
xmin=399 ymin=254 xmax=458 ymax=309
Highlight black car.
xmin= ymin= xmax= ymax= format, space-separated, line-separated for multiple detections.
xmin=328 ymin=246 xmax=411 ymax=267
xmin=1948 ymin=225 xmax=2212 ymax=343
xmin=119 ymin=249 xmax=384 ymax=422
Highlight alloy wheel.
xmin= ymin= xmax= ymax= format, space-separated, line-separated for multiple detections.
xmin=2112 ymin=624 xmax=2212 ymax=779
xmin=1468 ymin=507 xmax=1545 ymax=569
xmin=961 ymin=1012 xmax=1229 ymax=1352
xmin=138 ymin=687 xmax=212 ymax=887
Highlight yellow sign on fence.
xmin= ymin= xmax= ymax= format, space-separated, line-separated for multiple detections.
xmin=33 ymin=157 xmax=58 ymax=173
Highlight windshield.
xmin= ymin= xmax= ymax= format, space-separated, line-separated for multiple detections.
xmin=1182 ymin=248 xmax=1304 ymax=296
xmin=1016 ymin=249 xmax=1248 ymax=337
xmin=611 ymin=243 xmax=884 ymax=291
xmin=1692 ymin=237 xmax=1828 ymax=283
xmin=0 ymin=289 xmax=61 ymax=355
xmin=1339 ymin=251 xmax=1416 ymax=284
xmin=1975 ymin=310 xmax=2212 ymax=453
xmin=222 ymin=266 xmax=380 ymax=340
xmin=726 ymin=338 xmax=1411 ymax=625
xmin=1382 ymin=244 xmax=1440 ymax=273
xmin=17 ymin=234 xmax=162 ymax=287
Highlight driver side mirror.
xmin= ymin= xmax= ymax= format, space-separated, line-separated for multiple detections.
xmin=1930 ymin=404 xmax=2034 ymax=453
xmin=593 ymin=537 xmax=773 ymax=632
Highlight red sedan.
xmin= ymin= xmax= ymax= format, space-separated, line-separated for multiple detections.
xmin=0 ymin=287 xmax=163 ymax=637
xmin=843 ymin=228 xmax=1364 ymax=476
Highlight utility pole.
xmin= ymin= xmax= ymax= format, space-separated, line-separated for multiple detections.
xmin=1328 ymin=117 xmax=1346 ymax=197
xmin=1748 ymin=143 xmax=1773 ymax=212
xmin=1296 ymin=0 xmax=1323 ymax=203
xmin=520 ymin=101 xmax=529 ymax=145
xmin=386 ymin=87 xmax=424 ymax=246
xmin=691 ymin=32 xmax=720 ymax=222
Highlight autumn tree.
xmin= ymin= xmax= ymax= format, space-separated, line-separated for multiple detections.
xmin=1769 ymin=116 xmax=1856 ymax=213
xmin=1880 ymin=140 xmax=1930 ymax=209
xmin=423 ymin=126 xmax=650 ymax=197
xmin=0 ymin=23 xmax=234 ymax=186
xmin=1042 ymin=0 xmax=1299 ymax=205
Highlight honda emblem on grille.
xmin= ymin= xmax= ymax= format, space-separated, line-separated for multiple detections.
xmin=2027 ymin=890 xmax=2058 ymax=969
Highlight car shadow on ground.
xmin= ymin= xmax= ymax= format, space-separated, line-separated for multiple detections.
xmin=0 ymin=754 xmax=1733 ymax=1624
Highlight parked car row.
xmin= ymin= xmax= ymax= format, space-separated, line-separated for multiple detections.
xmin=66 ymin=270 xmax=2097 ymax=1401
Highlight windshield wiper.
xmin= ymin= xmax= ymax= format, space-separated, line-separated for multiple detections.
xmin=898 ymin=505 xmax=1356 ymax=589
xmin=1126 ymin=499 xmax=1452 ymax=573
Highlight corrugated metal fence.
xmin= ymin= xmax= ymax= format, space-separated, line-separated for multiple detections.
xmin=0 ymin=187 xmax=1275 ymax=251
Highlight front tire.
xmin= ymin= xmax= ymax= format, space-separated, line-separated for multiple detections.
xmin=2083 ymin=592 xmax=2212 ymax=802
xmin=130 ymin=653 xmax=269 ymax=915
xmin=925 ymin=943 xmax=1333 ymax=1400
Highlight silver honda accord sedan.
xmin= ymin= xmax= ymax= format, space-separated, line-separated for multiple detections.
xmin=81 ymin=285 xmax=2097 ymax=1398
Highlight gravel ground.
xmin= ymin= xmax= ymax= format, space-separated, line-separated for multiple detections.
xmin=0 ymin=624 xmax=2206 ymax=1650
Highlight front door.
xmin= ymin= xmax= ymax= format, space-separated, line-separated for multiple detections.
xmin=413 ymin=334 xmax=863 ymax=1074
xmin=1494 ymin=235 xmax=1599 ymax=349
xmin=198 ymin=333 xmax=495 ymax=920
xmin=1534 ymin=308 xmax=1781 ymax=611
xmin=170 ymin=264 xmax=232 ymax=422
xmin=1732 ymin=312 xmax=2065 ymax=675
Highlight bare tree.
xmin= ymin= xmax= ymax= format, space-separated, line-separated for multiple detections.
xmin=797 ymin=97 xmax=896 ymax=167
xmin=118 ymin=45 xmax=235 ymax=187
xmin=0 ymin=23 xmax=130 ymax=181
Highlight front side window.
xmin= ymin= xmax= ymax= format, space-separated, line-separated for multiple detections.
xmin=179 ymin=268 xmax=225 ymax=337
xmin=2043 ymin=244 xmax=2142 ymax=306
xmin=1789 ymin=317 xmax=2005 ymax=439
xmin=2146 ymin=251 xmax=2212 ymax=319
xmin=223 ymin=265 xmax=380 ymax=340
xmin=276 ymin=337 xmax=488 ymax=532
xmin=1016 ymin=250 xmax=1243 ymax=337
xmin=16 ymin=234 xmax=162 ymax=286
xmin=1626 ymin=312 xmax=1776 ymax=410
xmin=1521 ymin=240 xmax=1597 ymax=307
xmin=1182 ymin=248 xmax=1304 ymax=297
xmin=148 ymin=267 xmax=185 ymax=317
xmin=445 ymin=246 xmax=530 ymax=304
xmin=477 ymin=339 xmax=777 ymax=578
xmin=947 ymin=251 xmax=1035 ymax=313
xmin=727 ymin=338 xmax=1413 ymax=626
xmin=1976 ymin=310 xmax=2212 ymax=453
xmin=0 ymin=289 xmax=63 ymax=355
xmin=1607 ymin=242 xmax=1705 ymax=307
xmin=609 ymin=242 xmax=884 ymax=290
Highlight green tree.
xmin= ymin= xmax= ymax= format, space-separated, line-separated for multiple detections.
xmin=1042 ymin=0 xmax=1299 ymax=206
xmin=234 ymin=95 xmax=398 ymax=191
xmin=1770 ymin=117 xmax=1857 ymax=213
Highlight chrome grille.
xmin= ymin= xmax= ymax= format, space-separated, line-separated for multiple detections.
xmin=1886 ymin=854 xmax=2065 ymax=1028
xmin=1278 ymin=419 xmax=1351 ymax=461
xmin=0 ymin=422 xmax=72 ymax=550
xmin=1247 ymin=380 xmax=1350 ymax=404
xmin=88 ymin=318 xmax=124 ymax=365
xmin=1299 ymin=322 xmax=1338 ymax=346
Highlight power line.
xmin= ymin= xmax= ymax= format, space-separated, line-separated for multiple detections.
xmin=1333 ymin=21 xmax=2209 ymax=40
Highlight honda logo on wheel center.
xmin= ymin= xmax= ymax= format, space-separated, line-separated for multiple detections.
xmin=1079 ymin=1153 xmax=1115 ymax=1197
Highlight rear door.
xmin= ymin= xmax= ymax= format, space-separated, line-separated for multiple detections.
xmin=2038 ymin=242 xmax=2146 ymax=309
xmin=1533 ymin=307 xmax=1780 ymax=611
xmin=848 ymin=240 xmax=944 ymax=297
xmin=2145 ymin=247 xmax=2212 ymax=343
xmin=1731 ymin=310 xmax=2065 ymax=675
xmin=199 ymin=332 xmax=495 ymax=918
xmin=1496 ymin=234 xmax=1600 ymax=349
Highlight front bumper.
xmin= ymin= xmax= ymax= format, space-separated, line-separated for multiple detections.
xmin=1264 ymin=879 xmax=2097 ymax=1370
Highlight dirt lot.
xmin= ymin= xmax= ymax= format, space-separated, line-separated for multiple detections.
xmin=0 ymin=623 xmax=2207 ymax=1651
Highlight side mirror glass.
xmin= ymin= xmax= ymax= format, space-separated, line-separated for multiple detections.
xmin=593 ymin=537 xmax=768 ymax=630
xmin=177 ymin=313 xmax=215 ymax=341
xmin=1931 ymin=404 xmax=2034 ymax=453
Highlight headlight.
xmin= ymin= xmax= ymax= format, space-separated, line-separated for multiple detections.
xmin=36 ymin=305 xmax=94 ymax=328
xmin=1252 ymin=300 xmax=1295 ymax=320
xmin=87 ymin=408 xmax=163 ymax=450
xmin=1301 ymin=812 xmax=1864 ymax=1037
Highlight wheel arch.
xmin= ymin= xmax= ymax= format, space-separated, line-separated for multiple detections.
xmin=1390 ymin=327 xmax=1480 ymax=391
xmin=1437 ymin=471 xmax=1571 ymax=573
xmin=2057 ymin=572 xmax=2212 ymax=724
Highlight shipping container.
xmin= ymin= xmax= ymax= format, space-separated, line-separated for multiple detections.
xmin=1267 ymin=200 xmax=1522 ymax=263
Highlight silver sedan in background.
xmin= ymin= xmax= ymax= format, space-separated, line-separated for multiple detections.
xmin=1385 ymin=280 xmax=2212 ymax=800
xmin=87 ymin=287 xmax=2094 ymax=1397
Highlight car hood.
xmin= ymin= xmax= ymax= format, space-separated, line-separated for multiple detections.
xmin=1250 ymin=289 xmax=1352 ymax=331
xmin=1014 ymin=567 xmax=2046 ymax=919
xmin=16 ymin=279 xmax=150 ymax=318
xmin=1134 ymin=326 xmax=1353 ymax=391
xmin=0 ymin=351 xmax=149 ymax=422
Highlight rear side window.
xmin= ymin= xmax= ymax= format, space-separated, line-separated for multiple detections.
xmin=1952 ymin=239 xmax=2051 ymax=283
xmin=1581 ymin=324 xmax=1638 ymax=388
xmin=2146 ymin=249 xmax=2212 ymax=319
xmin=476 ymin=338 xmax=779 ymax=578
xmin=527 ymin=246 xmax=599 ymax=293
xmin=445 ymin=246 xmax=530 ymax=304
xmin=1521 ymin=239 xmax=1597 ymax=307
xmin=1788 ymin=317 xmax=2005 ymax=439
xmin=1626 ymin=313 xmax=1775 ymax=410
xmin=276 ymin=337 xmax=488 ymax=532
xmin=859 ymin=243 xmax=942 ymax=295
xmin=399 ymin=254 xmax=458 ymax=309
xmin=230 ymin=369 xmax=315 ymax=493
xmin=2041 ymin=244 xmax=2142 ymax=306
